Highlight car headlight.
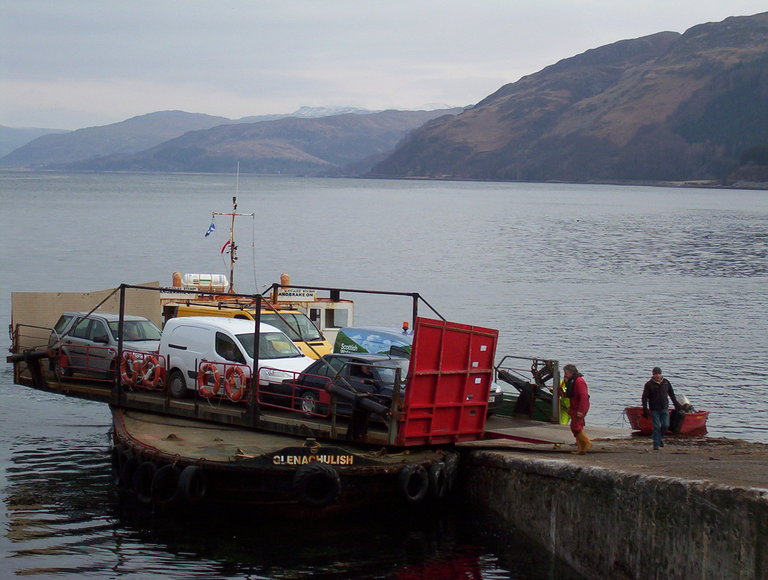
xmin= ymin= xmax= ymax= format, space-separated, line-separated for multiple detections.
xmin=490 ymin=381 xmax=503 ymax=395
xmin=261 ymin=368 xmax=293 ymax=381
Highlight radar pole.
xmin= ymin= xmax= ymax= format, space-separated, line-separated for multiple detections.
xmin=212 ymin=165 xmax=254 ymax=293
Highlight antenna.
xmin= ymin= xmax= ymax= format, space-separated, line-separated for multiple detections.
xmin=211 ymin=165 xmax=254 ymax=292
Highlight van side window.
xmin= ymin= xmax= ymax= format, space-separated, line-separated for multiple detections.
xmin=216 ymin=332 xmax=246 ymax=364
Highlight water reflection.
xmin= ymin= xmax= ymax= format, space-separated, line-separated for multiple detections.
xmin=3 ymin=426 xmax=581 ymax=579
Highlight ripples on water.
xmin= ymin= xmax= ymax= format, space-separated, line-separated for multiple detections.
xmin=0 ymin=402 xmax=578 ymax=579
xmin=1 ymin=173 xmax=767 ymax=577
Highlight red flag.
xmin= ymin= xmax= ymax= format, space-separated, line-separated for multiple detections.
xmin=220 ymin=240 xmax=231 ymax=254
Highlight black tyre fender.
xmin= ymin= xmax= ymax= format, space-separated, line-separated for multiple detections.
xmin=132 ymin=461 xmax=158 ymax=504
xmin=398 ymin=463 xmax=429 ymax=503
xmin=110 ymin=444 xmax=124 ymax=485
xmin=178 ymin=465 xmax=208 ymax=504
xmin=151 ymin=464 xmax=181 ymax=505
xmin=110 ymin=444 xmax=123 ymax=472
xmin=428 ymin=461 xmax=449 ymax=500
xmin=119 ymin=453 xmax=139 ymax=488
xmin=292 ymin=462 xmax=340 ymax=508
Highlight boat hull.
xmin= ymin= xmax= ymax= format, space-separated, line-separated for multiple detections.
xmin=624 ymin=406 xmax=709 ymax=436
xmin=110 ymin=407 xmax=457 ymax=516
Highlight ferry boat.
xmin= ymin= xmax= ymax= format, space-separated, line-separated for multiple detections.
xmin=6 ymin=197 xmax=629 ymax=513
xmin=7 ymin=281 xmax=498 ymax=515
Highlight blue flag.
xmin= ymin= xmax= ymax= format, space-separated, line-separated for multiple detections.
xmin=205 ymin=222 xmax=215 ymax=237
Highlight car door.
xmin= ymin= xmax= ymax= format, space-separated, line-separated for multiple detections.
xmin=62 ymin=317 xmax=91 ymax=372
xmin=65 ymin=317 xmax=114 ymax=375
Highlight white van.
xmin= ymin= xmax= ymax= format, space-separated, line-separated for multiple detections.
xmin=159 ymin=317 xmax=313 ymax=400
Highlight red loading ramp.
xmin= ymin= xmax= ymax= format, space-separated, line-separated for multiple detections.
xmin=397 ymin=317 xmax=498 ymax=446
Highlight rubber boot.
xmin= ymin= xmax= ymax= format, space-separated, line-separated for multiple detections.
xmin=570 ymin=434 xmax=583 ymax=454
xmin=575 ymin=431 xmax=592 ymax=455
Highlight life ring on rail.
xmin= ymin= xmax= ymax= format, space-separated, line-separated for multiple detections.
xmin=139 ymin=355 xmax=163 ymax=389
xmin=178 ymin=465 xmax=208 ymax=504
xmin=293 ymin=462 xmax=341 ymax=508
xmin=428 ymin=461 xmax=449 ymax=500
xmin=120 ymin=352 xmax=140 ymax=386
xmin=224 ymin=365 xmax=248 ymax=402
xmin=132 ymin=461 xmax=158 ymax=504
xmin=197 ymin=363 xmax=221 ymax=398
xmin=398 ymin=463 xmax=429 ymax=504
xmin=151 ymin=464 xmax=181 ymax=505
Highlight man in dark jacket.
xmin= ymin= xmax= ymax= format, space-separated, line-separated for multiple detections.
xmin=642 ymin=367 xmax=680 ymax=450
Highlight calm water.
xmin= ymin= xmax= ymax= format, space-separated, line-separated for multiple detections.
xmin=1 ymin=172 xmax=767 ymax=578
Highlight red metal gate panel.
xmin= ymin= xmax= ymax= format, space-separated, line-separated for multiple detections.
xmin=396 ymin=317 xmax=498 ymax=446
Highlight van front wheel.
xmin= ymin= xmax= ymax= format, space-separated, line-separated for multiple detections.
xmin=168 ymin=370 xmax=188 ymax=399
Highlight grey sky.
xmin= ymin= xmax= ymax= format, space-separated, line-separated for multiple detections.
xmin=1 ymin=1 xmax=766 ymax=130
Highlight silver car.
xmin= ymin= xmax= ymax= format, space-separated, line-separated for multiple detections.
xmin=49 ymin=312 xmax=161 ymax=378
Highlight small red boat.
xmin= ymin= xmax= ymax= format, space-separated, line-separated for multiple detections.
xmin=624 ymin=406 xmax=709 ymax=436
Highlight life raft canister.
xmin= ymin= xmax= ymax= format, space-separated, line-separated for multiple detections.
xmin=293 ymin=462 xmax=341 ymax=508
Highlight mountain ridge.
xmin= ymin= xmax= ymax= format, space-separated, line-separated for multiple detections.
xmin=3 ymin=12 xmax=767 ymax=184
xmin=369 ymin=12 xmax=768 ymax=184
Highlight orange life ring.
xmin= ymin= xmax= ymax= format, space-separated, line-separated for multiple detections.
xmin=224 ymin=365 xmax=248 ymax=402
xmin=120 ymin=351 xmax=140 ymax=386
xmin=197 ymin=363 xmax=221 ymax=398
xmin=139 ymin=354 xmax=164 ymax=389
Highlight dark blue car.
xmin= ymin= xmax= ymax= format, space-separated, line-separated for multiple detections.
xmin=280 ymin=353 xmax=409 ymax=417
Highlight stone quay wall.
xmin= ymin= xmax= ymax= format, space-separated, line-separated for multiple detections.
xmin=462 ymin=450 xmax=768 ymax=580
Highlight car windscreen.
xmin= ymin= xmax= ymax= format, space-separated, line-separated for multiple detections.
xmin=237 ymin=331 xmax=303 ymax=359
xmin=260 ymin=313 xmax=322 ymax=342
xmin=108 ymin=320 xmax=162 ymax=341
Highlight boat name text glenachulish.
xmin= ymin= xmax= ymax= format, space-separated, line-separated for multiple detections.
xmin=272 ymin=454 xmax=354 ymax=465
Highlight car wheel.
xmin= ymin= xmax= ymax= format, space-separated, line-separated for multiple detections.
xmin=168 ymin=370 xmax=188 ymax=399
xmin=299 ymin=390 xmax=319 ymax=416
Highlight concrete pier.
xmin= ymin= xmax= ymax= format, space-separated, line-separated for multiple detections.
xmin=460 ymin=437 xmax=768 ymax=580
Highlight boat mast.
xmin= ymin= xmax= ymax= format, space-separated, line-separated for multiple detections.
xmin=211 ymin=166 xmax=254 ymax=293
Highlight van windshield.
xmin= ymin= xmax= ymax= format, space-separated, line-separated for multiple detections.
xmin=237 ymin=332 xmax=303 ymax=359
xmin=261 ymin=312 xmax=323 ymax=342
